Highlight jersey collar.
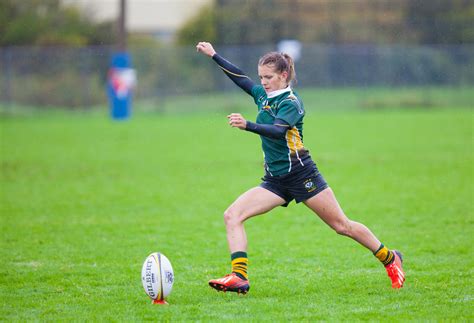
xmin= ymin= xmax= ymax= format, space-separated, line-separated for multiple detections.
xmin=266 ymin=86 xmax=292 ymax=99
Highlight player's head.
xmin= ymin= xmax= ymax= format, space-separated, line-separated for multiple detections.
xmin=258 ymin=52 xmax=296 ymax=93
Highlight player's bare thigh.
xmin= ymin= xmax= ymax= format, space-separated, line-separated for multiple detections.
xmin=303 ymin=187 xmax=349 ymax=229
xmin=224 ymin=186 xmax=286 ymax=224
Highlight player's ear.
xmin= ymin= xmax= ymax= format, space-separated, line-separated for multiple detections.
xmin=280 ymin=71 xmax=288 ymax=82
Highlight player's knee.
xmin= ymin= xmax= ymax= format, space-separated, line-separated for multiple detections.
xmin=333 ymin=220 xmax=352 ymax=237
xmin=223 ymin=207 xmax=242 ymax=226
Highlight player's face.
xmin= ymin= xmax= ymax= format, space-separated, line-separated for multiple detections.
xmin=258 ymin=64 xmax=288 ymax=94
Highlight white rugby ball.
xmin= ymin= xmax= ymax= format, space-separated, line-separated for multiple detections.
xmin=141 ymin=252 xmax=174 ymax=302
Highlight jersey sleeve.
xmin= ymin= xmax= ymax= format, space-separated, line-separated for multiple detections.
xmin=276 ymin=99 xmax=305 ymax=127
xmin=245 ymin=119 xmax=289 ymax=139
xmin=251 ymin=85 xmax=267 ymax=106
xmin=212 ymin=53 xmax=256 ymax=95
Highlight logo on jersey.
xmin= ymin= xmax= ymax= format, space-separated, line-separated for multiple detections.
xmin=260 ymin=101 xmax=277 ymax=117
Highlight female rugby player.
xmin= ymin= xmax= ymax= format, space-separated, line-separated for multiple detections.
xmin=196 ymin=41 xmax=405 ymax=293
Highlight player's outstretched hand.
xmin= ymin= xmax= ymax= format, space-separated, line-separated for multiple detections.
xmin=227 ymin=113 xmax=247 ymax=130
xmin=196 ymin=42 xmax=216 ymax=57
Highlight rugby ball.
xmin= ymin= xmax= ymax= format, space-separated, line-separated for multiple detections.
xmin=141 ymin=252 xmax=174 ymax=303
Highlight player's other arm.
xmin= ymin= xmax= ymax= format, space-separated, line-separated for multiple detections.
xmin=227 ymin=113 xmax=289 ymax=139
xmin=196 ymin=41 xmax=255 ymax=95
xmin=245 ymin=119 xmax=289 ymax=139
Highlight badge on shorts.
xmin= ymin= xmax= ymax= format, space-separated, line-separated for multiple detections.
xmin=304 ymin=179 xmax=316 ymax=192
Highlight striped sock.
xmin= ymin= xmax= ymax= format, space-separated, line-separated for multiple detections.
xmin=231 ymin=251 xmax=248 ymax=280
xmin=374 ymin=244 xmax=395 ymax=266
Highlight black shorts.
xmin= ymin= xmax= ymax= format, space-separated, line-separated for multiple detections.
xmin=260 ymin=161 xmax=328 ymax=207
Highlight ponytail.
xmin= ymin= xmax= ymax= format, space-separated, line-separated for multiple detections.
xmin=282 ymin=53 xmax=296 ymax=86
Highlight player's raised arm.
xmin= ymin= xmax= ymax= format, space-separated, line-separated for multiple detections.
xmin=196 ymin=41 xmax=256 ymax=95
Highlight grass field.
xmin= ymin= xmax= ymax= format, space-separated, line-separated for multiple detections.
xmin=1 ymin=89 xmax=473 ymax=320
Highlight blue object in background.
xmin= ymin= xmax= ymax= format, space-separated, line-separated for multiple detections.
xmin=107 ymin=52 xmax=136 ymax=120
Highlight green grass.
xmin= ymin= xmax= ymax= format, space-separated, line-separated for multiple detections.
xmin=138 ymin=86 xmax=474 ymax=114
xmin=1 ymin=89 xmax=473 ymax=320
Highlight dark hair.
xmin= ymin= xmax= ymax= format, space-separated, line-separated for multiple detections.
xmin=258 ymin=52 xmax=296 ymax=85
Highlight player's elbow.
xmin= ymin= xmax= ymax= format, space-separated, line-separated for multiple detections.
xmin=271 ymin=127 xmax=288 ymax=139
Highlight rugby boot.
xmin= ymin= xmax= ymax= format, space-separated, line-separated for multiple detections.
xmin=385 ymin=250 xmax=405 ymax=288
xmin=208 ymin=273 xmax=250 ymax=294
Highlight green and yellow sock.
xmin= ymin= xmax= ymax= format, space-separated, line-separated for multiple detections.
xmin=374 ymin=244 xmax=394 ymax=266
xmin=231 ymin=251 xmax=248 ymax=280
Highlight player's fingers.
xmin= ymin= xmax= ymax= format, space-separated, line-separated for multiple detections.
xmin=196 ymin=42 xmax=207 ymax=51
xmin=229 ymin=118 xmax=242 ymax=126
xmin=230 ymin=117 xmax=241 ymax=124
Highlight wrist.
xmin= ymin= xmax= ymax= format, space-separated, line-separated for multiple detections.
xmin=245 ymin=120 xmax=254 ymax=131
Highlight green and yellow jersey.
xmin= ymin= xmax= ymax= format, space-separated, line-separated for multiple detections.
xmin=211 ymin=53 xmax=311 ymax=176
xmin=251 ymin=85 xmax=309 ymax=176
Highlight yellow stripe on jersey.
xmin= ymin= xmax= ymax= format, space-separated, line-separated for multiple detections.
xmin=218 ymin=66 xmax=251 ymax=79
xmin=286 ymin=127 xmax=304 ymax=153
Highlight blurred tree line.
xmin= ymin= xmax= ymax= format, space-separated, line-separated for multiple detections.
xmin=2 ymin=0 xmax=471 ymax=47
xmin=0 ymin=0 xmax=116 ymax=46
xmin=1 ymin=0 xmax=472 ymax=108
xmin=177 ymin=0 xmax=474 ymax=46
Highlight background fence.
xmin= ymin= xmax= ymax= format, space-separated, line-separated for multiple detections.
xmin=0 ymin=44 xmax=473 ymax=108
